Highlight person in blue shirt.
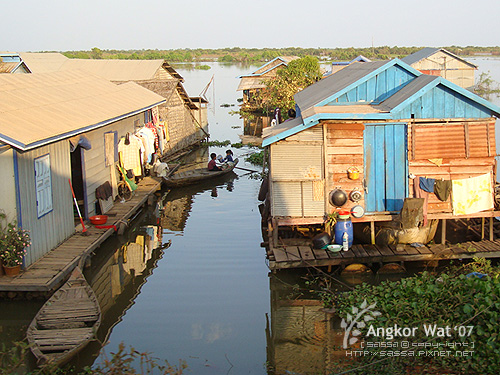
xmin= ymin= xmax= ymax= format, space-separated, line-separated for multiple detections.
xmin=223 ymin=150 xmax=234 ymax=163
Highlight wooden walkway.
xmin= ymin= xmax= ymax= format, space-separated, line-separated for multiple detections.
xmin=267 ymin=239 xmax=500 ymax=270
xmin=0 ymin=177 xmax=162 ymax=293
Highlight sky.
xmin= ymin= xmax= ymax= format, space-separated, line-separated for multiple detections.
xmin=2 ymin=0 xmax=500 ymax=52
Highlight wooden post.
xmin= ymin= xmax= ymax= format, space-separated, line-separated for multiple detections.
xmin=481 ymin=217 xmax=485 ymax=240
xmin=370 ymin=221 xmax=375 ymax=245
xmin=490 ymin=217 xmax=494 ymax=241
xmin=441 ymin=219 xmax=446 ymax=244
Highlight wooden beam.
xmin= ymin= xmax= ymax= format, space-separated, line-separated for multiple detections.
xmin=441 ymin=219 xmax=446 ymax=244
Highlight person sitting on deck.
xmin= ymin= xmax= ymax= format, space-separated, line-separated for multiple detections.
xmin=223 ymin=149 xmax=234 ymax=163
xmin=208 ymin=153 xmax=222 ymax=171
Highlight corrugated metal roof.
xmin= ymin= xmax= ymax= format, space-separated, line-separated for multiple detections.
xmin=0 ymin=62 xmax=18 ymax=73
xmin=19 ymin=52 xmax=69 ymax=73
xmin=295 ymin=60 xmax=389 ymax=110
xmin=376 ymin=75 xmax=439 ymax=111
xmin=401 ymin=48 xmax=477 ymax=68
xmin=0 ymin=70 xmax=165 ymax=150
xmin=21 ymin=53 xmax=168 ymax=81
xmin=401 ymin=48 xmax=439 ymax=65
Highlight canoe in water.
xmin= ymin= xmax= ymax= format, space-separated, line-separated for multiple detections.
xmin=163 ymin=158 xmax=238 ymax=187
xmin=27 ymin=267 xmax=101 ymax=367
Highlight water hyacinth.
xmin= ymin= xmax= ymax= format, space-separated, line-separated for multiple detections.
xmin=0 ymin=222 xmax=30 ymax=267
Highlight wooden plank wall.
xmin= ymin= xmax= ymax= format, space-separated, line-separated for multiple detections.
xmin=325 ymin=122 xmax=365 ymax=214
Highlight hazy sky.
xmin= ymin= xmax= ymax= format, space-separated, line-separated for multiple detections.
xmin=3 ymin=0 xmax=499 ymax=52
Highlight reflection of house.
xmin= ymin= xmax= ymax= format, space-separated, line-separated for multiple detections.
xmin=328 ymin=55 xmax=371 ymax=76
xmin=237 ymin=56 xmax=298 ymax=105
xmin=263 ymin=59 xmax=500 ymax=240
xmin=402 ymin=48 xmax=477 ymax=89
xmin=0 ymin=70 xmax=164 ymax=266
xmin=18 ymin=52 xmax=208 ymax=157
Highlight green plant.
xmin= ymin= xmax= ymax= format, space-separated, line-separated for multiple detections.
xmin=245 ymin=151 xmax=264 ymax=166
xmin=0 ymin=222 xmax=30 ymax=267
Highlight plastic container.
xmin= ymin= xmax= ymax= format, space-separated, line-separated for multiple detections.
xmin=90 ymin=215 xmax=108 ymax=225
xmin=334 ymin=216 xmax=353 ymax=249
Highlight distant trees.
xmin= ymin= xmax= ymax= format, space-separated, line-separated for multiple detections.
xmin=60 ymin=46 xmax=500 ymax=63
xmin=474 ymin=72 xmax=500 ymax=100
xmin=256 ymin=56 xmax=322 ymax=115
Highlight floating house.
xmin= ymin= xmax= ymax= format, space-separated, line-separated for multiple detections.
xmin=328 ymin=55 xmax=371 ymax=76
xmin=262 ymin=58 xmax=500 ymax=245
xmin=237 ymin=56 xmax=299 ymax=106
xmin=0 ymin=52 xmax=30 ymax=73
xmin=402 ymin=47 xmax=477 ymax=89
xmin=17 ymin=52 xmax=208 ymax=157
xmin=0 ymin=70 xmax=165 ymax=266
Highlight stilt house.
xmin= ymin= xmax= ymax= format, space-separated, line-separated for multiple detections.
xmin=0 ymin=70 xmax=165 ymax=266
xmin=237 ymin=56 xmax=298 ymax=106
xmin=402 ymin=48 xmax=477 ymax=89
xmin=19 ymin=53 xmax=208 ymax=157
xmin=262 ymin=59 xmax=500 ymax=243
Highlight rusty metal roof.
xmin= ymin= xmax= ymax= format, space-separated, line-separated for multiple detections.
xmin=0 ymin=70 xmax=165 ymax=150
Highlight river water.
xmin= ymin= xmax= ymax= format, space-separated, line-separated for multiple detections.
xmin=2 ymin=58 xmax=500 ymax=375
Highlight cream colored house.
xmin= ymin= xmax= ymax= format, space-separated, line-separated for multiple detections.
xmin=0 ymin=70 xmax=165 ymax=266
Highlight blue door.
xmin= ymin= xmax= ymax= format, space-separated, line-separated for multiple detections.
xmin=364 ymin=123 xmax=408 ymax=213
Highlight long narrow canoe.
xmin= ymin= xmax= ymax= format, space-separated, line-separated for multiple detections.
xmin=163 ymin=158 xmax=239 ymax=187
xmin=27 ymin=267 xmax=101 ymax=367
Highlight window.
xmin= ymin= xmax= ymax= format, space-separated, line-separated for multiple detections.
xmin=34 ymin=154 xmax=53 ymax=218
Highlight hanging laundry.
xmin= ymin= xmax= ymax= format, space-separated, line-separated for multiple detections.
xmin=413 ymin=176 xmax=429 ymax=226
xmin=419 ymin=177 xmax=436 ymax=193
xmin=136 ymin=127 xmax=156 ymax=164
xmin=434 ymin=180 xmax=452 ymax=202
xmin=452 ymin=173 xmax=494 ymax=215
xmin=145 ymin=122 xmax=159 ymax=150
xmin=118 ymin=134 xmax=142 ymax=174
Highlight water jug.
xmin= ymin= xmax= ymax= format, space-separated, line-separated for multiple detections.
xmin=334 ymin=216 xmax=353 ymax=249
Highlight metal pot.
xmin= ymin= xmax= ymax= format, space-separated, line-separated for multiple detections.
xmin=329 ymin=188 xmax=348 ymax=207
xmin=312 ymin=232 xmax=331 ymax=249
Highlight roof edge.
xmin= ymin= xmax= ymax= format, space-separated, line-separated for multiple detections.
xmin=1 ymin=99 xmax=166 ymax=151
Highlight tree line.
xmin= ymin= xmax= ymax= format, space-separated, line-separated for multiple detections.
xmin=63 ymin=46 xmax=500 ymax=62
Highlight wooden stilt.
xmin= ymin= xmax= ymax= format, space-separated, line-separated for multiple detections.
xmin=481 ymin=217 xmax=485 ymax=240
xmin=490 ymin=217 xmax=494 ymax=241
xmin=370 ymin=222 xmax=375 ymax=245
xmin=441 ymin=219 xmax=447 ymax=244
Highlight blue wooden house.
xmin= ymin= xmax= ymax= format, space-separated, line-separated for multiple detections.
xmin=262 ymin=59 xmax=500 ymax=243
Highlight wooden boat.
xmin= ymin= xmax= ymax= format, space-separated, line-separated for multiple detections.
xmin=27 ymin=267 xmax=101 ymax=367
xmin=163 ymin=158 xmax=239 ymax=187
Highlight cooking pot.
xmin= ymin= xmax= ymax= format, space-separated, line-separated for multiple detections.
xmin=329 ymin=188 xmax=348 ymax=207
xmin=312 ymin=232 xmax=331 ymax=249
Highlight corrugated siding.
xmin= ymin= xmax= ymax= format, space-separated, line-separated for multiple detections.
xmin=270 ymin=139 xmax=325 ymax=217
xmin=17 ymin=142 xmax=74 ymax=266
xmin=410 ymin=121 xmax=495 ymax=160
xmin=286 ymin=126 xmax=323 ymax=143
xmin=0 ymin=147 xmax=17 ymax=223
xmin=84 ymin=116 xmax=138 ymax=218
xmin=272 ymin=181 xmax=325 ymax=217
xmin=271 ymin=144 xmax=323 ymax=180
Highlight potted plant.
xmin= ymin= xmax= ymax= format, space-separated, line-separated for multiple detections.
xmin=0 ymin=222 xmax=30 ymax=277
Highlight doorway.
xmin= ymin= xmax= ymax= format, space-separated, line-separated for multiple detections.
xmin=70 ymin=145 xmax=87 ymax=223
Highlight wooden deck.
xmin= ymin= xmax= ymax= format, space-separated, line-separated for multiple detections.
xmin=267 ymin=239 xmax=500 ymax=270
xmin=0 ymin=177 xmax=162 ymax=293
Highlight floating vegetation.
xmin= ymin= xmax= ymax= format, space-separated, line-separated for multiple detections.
xmin=204 ymin=140 xmax=231 ymax=147
xmin=220 ymin=103 xmax=235 ymax=107
xmin=194 ymin=64 xmax=211 ymax=70
xmin=245 ymin=151 xmax=264 ymax=166
xmin=231 ymin=125 xmax=241 ymax=129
